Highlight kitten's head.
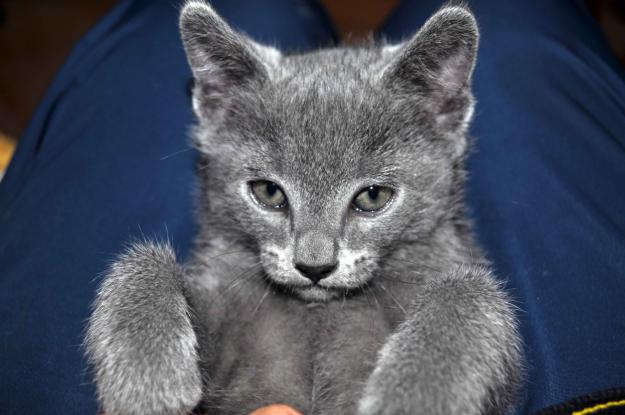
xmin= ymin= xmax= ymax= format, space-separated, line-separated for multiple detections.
xmin=180 ymin=1 xmax=478 ymax=301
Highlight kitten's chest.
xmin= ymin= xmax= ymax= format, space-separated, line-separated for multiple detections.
xmin=202 ymin=291 xmax=396 ymax=414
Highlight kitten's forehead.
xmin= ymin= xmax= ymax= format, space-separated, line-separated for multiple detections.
xmin=280 ymin=47 xmax=386 ymax=84
xmin=225 ymin=46 xmax=435 ymax=192
xmin=257 ymin=51 xmax=390 ymax=153
xmin=257 ymin=51 xmax=417 ymax=184
xmin=267 ymin=101 xmax=395 ymax=191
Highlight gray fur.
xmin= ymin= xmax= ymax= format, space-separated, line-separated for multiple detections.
xmin=86 ymin=2 xmax=522 ymax=414
xmin=86 ymin=242 xmax=201 ymax=415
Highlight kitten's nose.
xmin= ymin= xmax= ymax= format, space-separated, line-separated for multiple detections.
xmin=294 ymin=262 xmax=337 ymax=284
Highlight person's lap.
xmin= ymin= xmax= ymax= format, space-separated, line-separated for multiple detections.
xmin=0 ymin=1 xmax=335 ymax=413
xmin=2 ymin=0 xmax=624 ymax=413
xmin=381 ymin=0 xmax=625 ymax=413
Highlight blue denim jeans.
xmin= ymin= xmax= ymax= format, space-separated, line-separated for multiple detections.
xmin=1 ymin=0 xmax=623 ymax=413
xmin=381 ymin=1 xmax=625 ymax=413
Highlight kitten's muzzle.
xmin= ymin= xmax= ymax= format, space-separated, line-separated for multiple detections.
xmin=294 ymin=262 xmax=337 ymax=284
xmin=293 ymin=229 xmax=339 ymax=284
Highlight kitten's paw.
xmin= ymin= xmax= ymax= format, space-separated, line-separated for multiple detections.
xmin=357 ymin=370 xmax=412 ymax=415
xmin=357 ymin=376 xmax=454 ymax=415
xmin=358 ymin=266 xmax=522 ymax=415
xmin=86 ymin=241 xmax=202 ymax=415
xmin=357 ymin=392 xmax=385 ymax=415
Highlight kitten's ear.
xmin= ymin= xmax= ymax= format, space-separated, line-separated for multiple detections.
xmin=179 ymin=1 xmax=281 ymax=116
xmin=382 ymin=6 xmax=478 ymax=135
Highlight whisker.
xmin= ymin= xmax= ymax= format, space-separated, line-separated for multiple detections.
xmin=367 ymin=283 xmax=381 ymax=309
xmin=209 ymin=262 xmax=262 ymax=303
xmin=373 ymin=256 xmax=446 ymax=274
xmin=229 ymin=266 xmax=262 ymax=304
xmin=376 ymin=274 xmax=421 ymax=285
xmin=206 ymin=250 xmax=253 ymax=261
xmin=159 ymin=147 xmax=193 ymax=160
xmin=362 ymin=281 xmax=374 ymax=309
xmin=251 ymin=284 xmax=272 ymax=316
xmin=379 ymin=283 xmax=407 ymax=315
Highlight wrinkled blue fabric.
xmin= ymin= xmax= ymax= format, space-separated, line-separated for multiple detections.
xmin=1 ymin=0 xmax=624 ymax=414
xmin=382 ymin=1 xmax=625 ymax=414
xmin=0 ymin=1 xmax=335 ymax=413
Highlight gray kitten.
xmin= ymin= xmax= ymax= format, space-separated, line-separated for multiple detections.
xmin=86 ymin=1 xmax=522 ymax=414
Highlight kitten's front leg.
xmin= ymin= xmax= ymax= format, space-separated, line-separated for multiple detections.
xmin=358 ymin=265 xmax=522 ymax=415
xmin=86 ymin=241 xmax=202 ymax=415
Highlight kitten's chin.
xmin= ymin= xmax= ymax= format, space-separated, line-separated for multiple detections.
xmin=294 ymin=286 xmax=341 ymax=302
xmin=265 ymin=275 xmax=354 ymax=302
xmin=265 ymin=274 xmax=344 ymax=302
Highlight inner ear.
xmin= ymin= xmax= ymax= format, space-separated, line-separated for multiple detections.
xmin=382 ymin=6 xmax=479 ymax=133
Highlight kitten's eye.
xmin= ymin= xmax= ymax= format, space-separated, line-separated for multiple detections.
xmin=352 ymin=186 xmax=393 ymax=212
xmin=250 ymin=180 xmax=288 ymax=209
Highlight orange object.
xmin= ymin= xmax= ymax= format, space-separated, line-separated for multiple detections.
xmin=249 ymin=404 xmax=304 ymax=415
xmin=0 ymin=132 xmax=17 ymax=174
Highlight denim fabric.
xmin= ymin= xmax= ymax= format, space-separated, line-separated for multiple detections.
xmin=0 ymin=1 xmax=335 ymax=413
xmin=1 ymin=0 xmax=624 ymax=413
xmin=381 ymin=1 xmax=625 ymax=413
